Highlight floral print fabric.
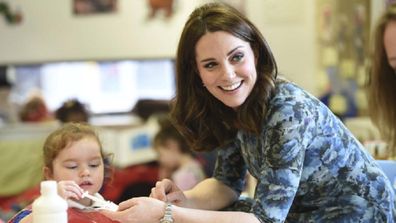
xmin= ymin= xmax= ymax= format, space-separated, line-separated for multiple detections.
xmin=214 ymin=81 xmax=395 ymax=223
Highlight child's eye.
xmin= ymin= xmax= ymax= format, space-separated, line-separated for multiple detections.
xmin=64 ymin=161 xmax=78 ymax=169
xmin=231 ymin=53 xmax=244 ymax=62
xmin=89 ymin=160 xmax=102 ymax=168
xmin=203 ymin=62 xmax=217 ymax=69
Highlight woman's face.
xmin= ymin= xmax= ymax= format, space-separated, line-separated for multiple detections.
xmin=195 ymin=31 xmax=257 ymax=109
xmin=384 ymin=21 xmax=396 ymax=72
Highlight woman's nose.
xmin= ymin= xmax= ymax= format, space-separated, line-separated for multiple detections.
xmin=221 ymin=63 xmax=236 ymax=79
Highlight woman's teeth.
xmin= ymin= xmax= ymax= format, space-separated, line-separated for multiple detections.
xmin=221 ymin=82 xmax=242 ymax=91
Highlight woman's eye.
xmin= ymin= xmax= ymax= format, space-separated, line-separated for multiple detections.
xmin=89 ymin=164 xmax=100 ymax=168
xmin=204 ymin=62 xmax=217 ymax=69
xmin=66 ymin=166 xmax=77 ymax=169
xmin=232 ymin=53 xmax=244 ymax=62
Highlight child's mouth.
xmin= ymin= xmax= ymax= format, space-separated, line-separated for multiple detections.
xmin=79 ymin=181 xmax=93 ymax=188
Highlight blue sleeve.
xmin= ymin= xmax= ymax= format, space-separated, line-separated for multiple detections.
xmin=8 ymin=209 xmax=32 ymax=223
xmin=252 ymin=94 xmax=315 ymax=222
xmin=213 ymin=140 xmax=247 ymax=196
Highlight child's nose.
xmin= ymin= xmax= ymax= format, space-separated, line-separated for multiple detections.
xmin=80 ymin=167 xmax=90 ymax=177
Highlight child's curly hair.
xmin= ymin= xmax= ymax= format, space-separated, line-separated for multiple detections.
xmin=42 ymin=123 xmax=113 ymax=183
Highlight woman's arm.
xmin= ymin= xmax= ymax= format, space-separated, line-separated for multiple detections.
xmin=151 ymin=178 xmax=238 ymax=210
xmin=172 ymin=206 xmax=260 ymax=223
xmin=101 ymin=197 xmax=260 ymax=223
xmin=183 ymin=178 xmax=238 ymax=210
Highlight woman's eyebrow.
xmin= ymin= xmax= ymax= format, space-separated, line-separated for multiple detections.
xmin=227 ymin=46 xmax=243 ymax=56
xmin=199 ymin=46 xmax=244 ymax=63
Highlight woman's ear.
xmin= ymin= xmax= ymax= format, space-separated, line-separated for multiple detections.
xmin=43 ymin=166 xmax=53 ymax=180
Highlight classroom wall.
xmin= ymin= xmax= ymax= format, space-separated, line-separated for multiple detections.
xmin=0 ymin=0 xmax=318 ymax=94
xmin=247 ymin=0 xmax=318 ymax=95
xmin=0 ymin=0 xmax=197 ymax=63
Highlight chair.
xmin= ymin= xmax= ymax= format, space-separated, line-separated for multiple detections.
xmin=376 ymin=160 xmax=396 ymax=190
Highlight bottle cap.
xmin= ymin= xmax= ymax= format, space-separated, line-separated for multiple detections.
xmin=40 ymin=180 xmax=57 ymax=195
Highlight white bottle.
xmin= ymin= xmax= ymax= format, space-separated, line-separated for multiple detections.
xmin=32 ymin=181 xmax=68 ymax=223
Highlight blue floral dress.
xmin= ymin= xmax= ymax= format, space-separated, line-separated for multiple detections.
xmin=214 ymin=81 xmax=395 ymax=223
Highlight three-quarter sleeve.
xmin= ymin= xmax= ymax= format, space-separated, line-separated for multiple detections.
xmin=251 ymin=97 xmax=315 ymax=223
xmin=213 ymin=140 xmax=248 ymax=196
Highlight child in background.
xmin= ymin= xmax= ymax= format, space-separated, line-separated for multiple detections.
xmin=153 ymin=117 xmax=206 ymax=190
xmin=19 ymin=96 xmax=52 ymax=122
xmin=55 ymin=99 xmax=89 ymax=124
xmin=8 ymin=123 xmax=117 ymax=223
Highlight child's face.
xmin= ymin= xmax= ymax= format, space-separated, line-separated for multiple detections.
xmin=195 ymin=31 xmax=257 ymax=109
xmin=157 ymin=139 xmax=182 ymax=170
xmin=45 ymin=137 xmax=104 ymax=195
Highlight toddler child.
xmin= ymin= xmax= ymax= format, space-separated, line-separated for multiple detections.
xmin=8 ymin=123 xmax=118 ymax=223
xmin=153 ymin=117 xmax=205 ymax=190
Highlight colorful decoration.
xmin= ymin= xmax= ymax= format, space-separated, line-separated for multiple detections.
xmin=73 ymin=0 xmax=117 ymax=15
xmin=0 ymin=2 xmax=22 ymax=24
xmin=147 ymin=0 xmax=175 ymax=19
xmin=317 ymin=0 xmax=370 ymax=119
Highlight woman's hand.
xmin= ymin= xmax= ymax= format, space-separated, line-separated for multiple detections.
xmin=101 ymin=197 xmax=165 ymax=223
xmin=150 ymin=179 xmax=188 ymax=207
xmin=57 ymin=180 xmax=84 ymax=200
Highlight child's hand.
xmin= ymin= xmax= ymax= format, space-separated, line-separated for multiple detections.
xmin=57 ymin=180 xmax=84 ymax=200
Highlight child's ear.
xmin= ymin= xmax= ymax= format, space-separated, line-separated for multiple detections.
xmin=43 ymin=166 xmax=53 ymax=180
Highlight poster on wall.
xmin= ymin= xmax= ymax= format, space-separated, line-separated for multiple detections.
xmin=147 ymin=0 xmax=176 ymax=19
xmin=73 ymin=0 xmax=117 ymax=15
xmin=316 ymin=0 xmax=371 ymax=119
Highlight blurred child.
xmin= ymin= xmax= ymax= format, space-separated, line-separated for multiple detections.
xmin=55 ymin=99 xmax=89 ymax=123
xmin=18 ymin=96 xmax=52 ymax=122
xmin=8 ymin=123 xmax=117 ymax=223
xmin=153 ymin=117 xmax=205 ymax=190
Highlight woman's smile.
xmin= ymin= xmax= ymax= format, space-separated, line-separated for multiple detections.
xmin=196 ymin=31 xmax=257 ymax=109
xmin=219 ymin=81 xmax=243 ymax=92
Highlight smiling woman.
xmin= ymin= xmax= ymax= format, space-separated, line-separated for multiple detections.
xmin=99 ymin=2 xmax=395 ymax=223
xmin=195 ymin=31 xmax=257 ymax=109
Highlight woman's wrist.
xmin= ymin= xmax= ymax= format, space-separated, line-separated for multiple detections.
xmin=159 ymin=202 xmax=174 ymax=223
xmin=183 ymin=190 xmax=196 ymax=208
xmin=171 ymin=205 xmax=183 ymax=223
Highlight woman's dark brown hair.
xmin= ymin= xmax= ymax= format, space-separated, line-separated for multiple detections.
xmin=367 ymin=3 xmax=396 ymax=157
xmin=171 ymin=2 xmax=277 ymax=152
